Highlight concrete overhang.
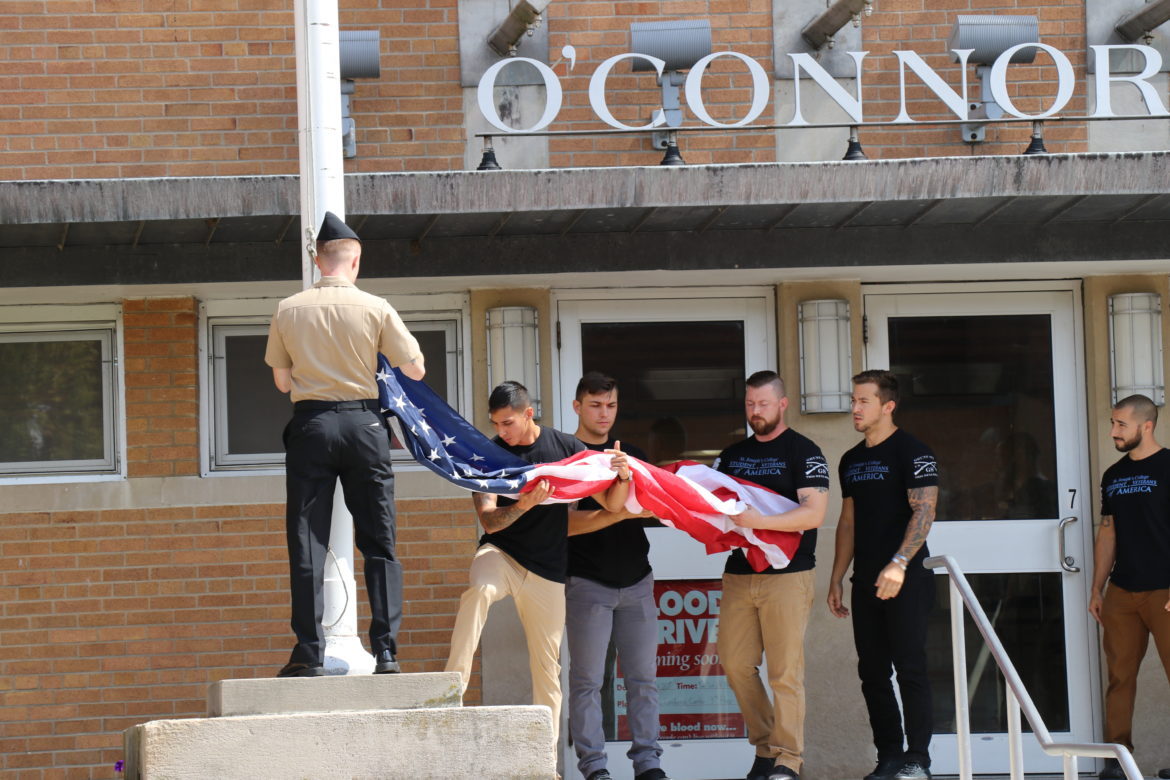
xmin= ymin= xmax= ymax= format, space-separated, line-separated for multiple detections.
xmin=2 ymin=152 xmax=1169 ymax=287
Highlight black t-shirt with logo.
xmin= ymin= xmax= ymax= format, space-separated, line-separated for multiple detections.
xmin=839 ymin=428 xmax=939 ymax=579
xmin=480 ymin=426 xmax=586 ymax=584
xmin=568 ymin=438 xmax=653 ymax=588
xmin=1100 ymin=447 xmax=1170 ymax=592
xmin=714 ymin=428 xmax=830 ymax=574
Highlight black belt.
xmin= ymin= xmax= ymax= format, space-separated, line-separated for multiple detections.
xmin=293 ymin=399 xmax=380 ymax=412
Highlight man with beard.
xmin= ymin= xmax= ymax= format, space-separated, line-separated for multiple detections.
xmin=714 ymin=370 xmax=829 ymax=780
xmin=828 ymin=370 xmax=937 ymax=780
xmin=565 ymin=371 xmax=669 ymax=780
xmin=1089 ymin=393 xmax=1170 ymax=780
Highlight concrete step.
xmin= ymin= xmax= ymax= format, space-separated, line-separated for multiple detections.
xmin=207 ymin=671 xmax=462 ymax=716
xmin=124 ymin=704 xmax=555 ymax=779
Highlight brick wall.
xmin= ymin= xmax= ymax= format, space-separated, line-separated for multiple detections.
xmin=858 ymin=0 xmax=1088 ymax=157
xmin=0 ymin=0 xmax=1122 ymax=180
xmin=0 ymin=297 xmax=480 ymax=778
xmin=123 ymin=298 xmax=199 ymax=478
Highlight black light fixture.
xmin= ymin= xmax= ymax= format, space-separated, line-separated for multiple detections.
xmin=843 ymin=126 xmax=867 ymax=160
xmin=477 ymin=137 xmax=502 ymax=170
xmin=659 ymin=131 xmax=686 ymax=165
xmin=1022 ymin=120 xmax=1048 ymax=155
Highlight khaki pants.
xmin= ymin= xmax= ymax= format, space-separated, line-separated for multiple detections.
xmin=445 ymin=544 xmax=567 ymax=743
xmin=718 ymin=569 xmax=815 ymax=772
xmin=1101 ymin=583 xmax=1170 ymax=749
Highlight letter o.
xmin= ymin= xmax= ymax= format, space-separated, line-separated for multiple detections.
xmin=988 ymin=43 xmax=1074 ymax=119
xmin=589 ymin=53 xmax=668 ymax=130
xmin=683 ymin=590 xmax=707 ymax=616
xmin=684 ymin=51 xmax=771 ymax=128
xmin=659 ymin=590 xmax=683 ymax=616
xmin=476 ymin=57 xmax=563 ymax=133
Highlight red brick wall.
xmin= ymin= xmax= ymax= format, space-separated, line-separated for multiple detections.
xmin=0 ymin=0 xmax=1118 ymax=180
xmin=859 ymin=0 xmax=1088 ymax=157
xmin=0 ymin=297 xmax=481 ymax=778
xmin=0 ymin=497 xmax=478 ymax=779
xmin=123 ymin=298 xmax=199 ymax=478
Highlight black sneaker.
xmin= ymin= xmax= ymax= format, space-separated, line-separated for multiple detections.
xmin=1099 ymin=759 xmax=1124 ymax=780
xmin=586 ymin=771 xmax=613 ymax=780
xmin=748 ymin=756 xmax=774 ymax=780
xmin=768 ymin=766 xmax=800 ymax=780
xmin=894 ymin=762 xmax=931 ymax=780
xmin=373 ymin=649 xmax=400 ymax=674
xmin=864 ymin=758 xmax=904 ymax=780
xmin=1156 ymin=769 xmax=1170 ymax=779
xmin=634 ymin=769 xmax=670 ymax=780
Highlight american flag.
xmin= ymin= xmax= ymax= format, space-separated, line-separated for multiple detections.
xmin=377 ymin=355 xmax=803 ymax=571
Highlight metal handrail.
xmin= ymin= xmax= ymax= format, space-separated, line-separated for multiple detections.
xmin=924 ymin=554 xmax=1142 ymax=780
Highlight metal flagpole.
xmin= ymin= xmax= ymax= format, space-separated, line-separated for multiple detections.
xmin=293 ymin=0 xmax=373 ymax=675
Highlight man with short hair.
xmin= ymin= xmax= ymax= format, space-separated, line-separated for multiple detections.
xmin=828 ymin=370 xmax=938 ymax=780
xmin=445 ymin=380 xmax=631 ymax=745
xmin=265 ymin=211 xmax=425 ymax=678
xmin=1089 ymin=394 xmax=1170 ymax=780
xmin=566 ymin=371 xmax=669 ymax=780
xmin=714 ymin=370 xmax=829 ymax=780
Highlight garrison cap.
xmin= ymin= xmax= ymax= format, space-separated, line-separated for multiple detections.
xmin=317 ymin=211 xmax=360 ymax=243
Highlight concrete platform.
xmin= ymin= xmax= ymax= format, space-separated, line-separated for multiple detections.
xmin=207 ymin=671 xmax=463 ymax=716
xmin=124 ymin=704 xmax=556 ymax=779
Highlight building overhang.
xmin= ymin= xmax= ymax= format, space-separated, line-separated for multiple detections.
xmin=2 ymin=152 xmax=1169 ymax=288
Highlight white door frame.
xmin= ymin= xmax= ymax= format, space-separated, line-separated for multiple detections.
xmin=553 ymin=287 xmax=775 ymax=780
xmin=862 ymin=280 xmax=1101 ymax=774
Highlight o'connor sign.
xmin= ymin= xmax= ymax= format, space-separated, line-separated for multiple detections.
xmin=477 ymin=43 xmax=1170 ymax=133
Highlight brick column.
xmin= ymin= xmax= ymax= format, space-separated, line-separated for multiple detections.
xmin=123 ymin=297 xmax=199 ymax=477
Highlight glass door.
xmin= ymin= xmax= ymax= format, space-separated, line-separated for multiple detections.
xmin=863 ymin=287 xmax=1098 ymax=774
xmin=555 ymin=289 xmax=774 ymax=780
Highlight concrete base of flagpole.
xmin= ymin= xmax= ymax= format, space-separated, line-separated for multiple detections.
xmin=323 ymin=633 xmax=375 ymax=676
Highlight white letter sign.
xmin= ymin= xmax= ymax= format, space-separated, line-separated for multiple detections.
xmin=477 ymin=57 xmax=563 ymax=133
xmin=989 ymin=43 xmax=1074 ymax=118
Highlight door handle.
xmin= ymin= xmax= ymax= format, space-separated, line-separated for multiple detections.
xmin=1058 ymin=516 xmax=1080 ymax=573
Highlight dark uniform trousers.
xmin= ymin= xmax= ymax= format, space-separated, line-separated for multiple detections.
xmin=284 ymin=399 xmax=402 ymax=665
xmin=851 ymin=567 xmax=935 ymax=767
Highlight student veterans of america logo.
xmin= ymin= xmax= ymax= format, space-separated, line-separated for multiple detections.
xmin=912 ymin=456 xmax=938 ymax=478
xmin=1106 ymin=475 xmax=1157 ymax=496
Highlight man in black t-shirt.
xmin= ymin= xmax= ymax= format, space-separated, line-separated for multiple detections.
xmin=714 ymin=371 xmax=829 ymax=780
xmin=445 ymin=381 xmax=631 ymax=748
xmin=565 ymin=372 xmax=669 ymax=780
xmin=1089 ymin=394 xmax=1170 ymax=780
xmin=829 ymin=370 xmax=938 ymax=780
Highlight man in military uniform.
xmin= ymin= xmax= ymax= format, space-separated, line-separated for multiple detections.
xmin=265 ymin=211 xmax=424 ymax=678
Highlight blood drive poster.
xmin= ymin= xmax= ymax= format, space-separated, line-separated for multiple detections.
xmin=615 ymin=579 xmax=746 ymax=741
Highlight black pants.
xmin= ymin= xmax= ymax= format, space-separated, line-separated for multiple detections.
xmin=851 ymin=568 xmax=935 ymax=766
xmin=284 ymin=400 xmax=401 ymax=665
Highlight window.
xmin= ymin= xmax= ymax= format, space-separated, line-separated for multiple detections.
xmin=203 ymin=300 xmax=466 ymax=473
xmin=0 ymin=318 xmax=120 ymax=478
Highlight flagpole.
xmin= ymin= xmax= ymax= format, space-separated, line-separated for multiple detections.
xmin=294 ymin=0 xmax=373 ymax=675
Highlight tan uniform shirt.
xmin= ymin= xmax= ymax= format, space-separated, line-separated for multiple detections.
xmin=264 ymin=276 xmax=421 ymax=403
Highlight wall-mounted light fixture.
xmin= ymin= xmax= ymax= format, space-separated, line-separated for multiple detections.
xmin=798 ymin=299 xmax=853 ymax=413
xmin=629 ymin=18 xmax=712 ymax=161
xmin=339 ymin=30 xmax=381 ymax=158
xmin=802 ymin=0 xmax=874 ymax=50
xmin=486 ymin=306 xmax=542 ymax=417
xmin=1109 ymin=292 xmax=1166 ymax=405
xmin=488 ymin=0 xmax=549 ymax=57
xmin=948 ymin=15 xmax=1039 ymax=145
xmin=1115 ymin=0 xmax=1170 ymax=44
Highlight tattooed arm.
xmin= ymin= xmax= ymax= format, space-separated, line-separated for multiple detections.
xmin=733 ymin=486 xmax=829 ymax=531
xmin=1088 ymin=515 xmax=1116 ymax=624
xmin=473 ymin=479 xmax=553 ymax=534
xmin=874 ymin=485 xmax=938 ymax=600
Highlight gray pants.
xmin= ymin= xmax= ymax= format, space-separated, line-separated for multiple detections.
xmin=566 ymin=572 xmax=663 ymax=778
